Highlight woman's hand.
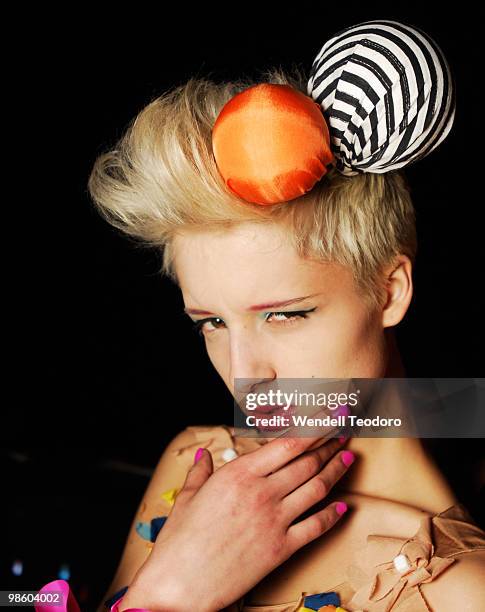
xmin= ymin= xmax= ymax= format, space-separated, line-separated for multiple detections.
xmin=120 ymin=430 xmax=354 ymax=612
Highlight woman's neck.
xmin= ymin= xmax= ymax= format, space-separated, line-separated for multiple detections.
xmin=337 ymin=332 xmax=459 ymax=514
xmin=337 ymin=437 xmax=458 ymax=514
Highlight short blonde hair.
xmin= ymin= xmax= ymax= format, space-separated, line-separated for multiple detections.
xmin=87 ymin=66 xmax=417 ymax=311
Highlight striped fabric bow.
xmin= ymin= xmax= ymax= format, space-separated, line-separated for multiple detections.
xmin=308 ymin=19 xmax=455 ymax=176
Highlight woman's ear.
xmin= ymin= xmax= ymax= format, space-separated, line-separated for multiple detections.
xmin=381 ymin=255 xmax=413 ymax=328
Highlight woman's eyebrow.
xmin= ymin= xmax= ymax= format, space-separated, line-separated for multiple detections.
xmin=248 ymin=293 xmax=320 ymax=311
xmin=184 ymin=308 xmax=215 ymax=315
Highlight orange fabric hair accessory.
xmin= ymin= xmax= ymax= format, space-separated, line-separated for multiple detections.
xmin=212 ymin=83 xmax=335 ymax=205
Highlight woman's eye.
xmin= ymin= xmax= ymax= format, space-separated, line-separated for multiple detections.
xmin=193 ymin=317 xmax=226 ymax=335
xmin=264 ymin=308 xmax=316 ymax=325
xmin=191 ymin=308 xmax=316 ymax=335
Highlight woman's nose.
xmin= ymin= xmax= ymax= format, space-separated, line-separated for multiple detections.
xmin=228 ymin=333 xmax=276 ymax=390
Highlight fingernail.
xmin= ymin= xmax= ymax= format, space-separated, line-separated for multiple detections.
xmin=341 ymin=450 xmax=355 ymax=467
xmin=336 ymin=501 xmax=348 ymax=515
xmin=194 ymin=447 xmax=204 ymax=464
xmin=338 ymin=435 xmax=348 ymax=445
xmin=335 ymin=403 xmax=350 ymax=418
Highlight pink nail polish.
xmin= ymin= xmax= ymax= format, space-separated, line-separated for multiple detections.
xmin=194 ymin=447 xmax=204 ymax=464
xmin=336 ymin=501 xmax=348 ymax=515
xmin=341 ymin=450 xmax=355 ymax=467
xmin=335 ymin=403 xmax=350 ymax=418
xmin=338 ymin=435 xmax=347 ymax=445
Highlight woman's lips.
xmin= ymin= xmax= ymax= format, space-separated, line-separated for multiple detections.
xmin=252 ymin=404 xmax=296 ymax=417
xmin=252 ymin=404 xmax=274 ymax=414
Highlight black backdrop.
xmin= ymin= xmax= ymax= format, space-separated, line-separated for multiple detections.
xmin=3 ymin=6 xmax=483 ymax=611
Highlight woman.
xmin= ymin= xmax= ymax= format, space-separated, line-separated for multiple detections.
xmin=84 ymin=20 xmax=485 ymax=612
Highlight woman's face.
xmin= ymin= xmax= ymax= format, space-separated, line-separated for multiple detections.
xmin=172 ymin=222 xmax=392 ymax=396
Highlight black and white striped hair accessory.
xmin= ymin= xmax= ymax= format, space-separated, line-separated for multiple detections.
xmin=307 ymin=19 xmax=456 ymax=175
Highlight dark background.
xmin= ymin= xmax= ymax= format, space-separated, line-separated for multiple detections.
xmin=3 ymin=6 xmax=483 ymax=611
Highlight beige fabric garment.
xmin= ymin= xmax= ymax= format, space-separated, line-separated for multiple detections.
xmin=169 ymin=425 xmax=485 ymax=612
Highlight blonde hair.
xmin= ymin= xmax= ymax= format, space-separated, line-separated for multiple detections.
xmin=87 ymin=66 xmax=417 ymax=311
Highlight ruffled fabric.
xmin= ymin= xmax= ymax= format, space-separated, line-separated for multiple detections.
xmin=342 ymin=502 xmax=485 ymax=611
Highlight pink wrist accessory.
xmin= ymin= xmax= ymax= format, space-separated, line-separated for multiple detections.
xmin=34 ymin=581 xmax=154 ymax=612
xmin=34 ymin=580 xmax=80 ymax=612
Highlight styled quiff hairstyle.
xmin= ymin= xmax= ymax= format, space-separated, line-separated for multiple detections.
xmin=87 ymin=66 xmax=417 ymax=311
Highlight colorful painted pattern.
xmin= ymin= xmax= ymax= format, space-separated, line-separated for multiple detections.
xmin=134 ymin=487 xmax=179 ymax=543
xmin=296 ymin=591 xmax=348 ymax=611
xmin=135 ymin=516 xmax=167 ymax=543
xmin=160 ymin=487 xmax=179 ymax=506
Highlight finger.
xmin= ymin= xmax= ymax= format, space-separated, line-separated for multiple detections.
xmin=247 ymin=409 xmax=343 ymax=476
xmin=268 ymin=436 xmax=343 ymax=498
xmin=265 ymin=405 xmax=342 ymax=440
xmin=270 ymin=408 xmax=344 ymax=449
xmin=281 ymin=449 xmax=354 ymax=524
xmin=178 ymin=447 xmax=214 ymax=501
xmin=285 ymin=500 xmax=349 ymax=554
